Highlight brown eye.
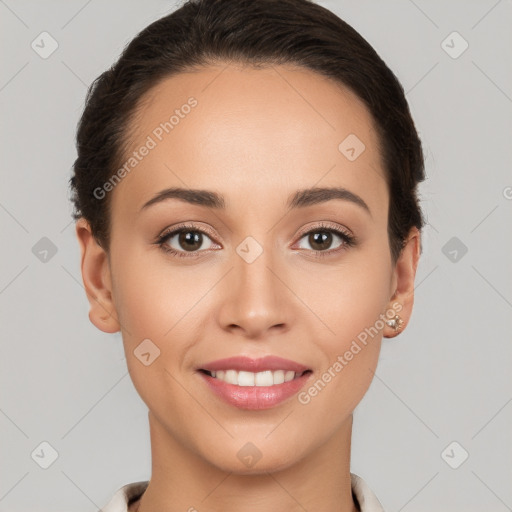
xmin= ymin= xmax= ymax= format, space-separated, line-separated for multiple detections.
xmin=157 ymin=225 xmax=217 ymax=257
xmin=177 ymin=231 xmax=204 ymax=252
xmin=294 ymin=222 xmax=356 ymax=258
xmin=307 ymin=231 xmax=334 ymax=251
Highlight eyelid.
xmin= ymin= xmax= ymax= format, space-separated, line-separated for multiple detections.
xmin=294 ymin=220 xmax=353 ymax=241
xmin=156 ymin=220 xmax=356 ymax=258
xmin=157 ymin=221 xmax=352 ymax=242
xmin=155 ymin=222 xmax=221 ymax=258
xmin=157 ymin=222 xmax=219 ymax=242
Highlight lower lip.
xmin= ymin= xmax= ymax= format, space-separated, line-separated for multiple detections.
xmin=198 ymin=371 xmax=312 ymax=410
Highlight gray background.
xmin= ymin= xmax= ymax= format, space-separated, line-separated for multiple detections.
xmin=1 ymin=0 xmax=511 ymax=511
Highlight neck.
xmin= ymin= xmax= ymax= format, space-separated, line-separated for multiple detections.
xmin=133 ymin=412 xmax=358 ymax=512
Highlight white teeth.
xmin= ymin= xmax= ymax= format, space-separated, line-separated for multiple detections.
xmin=238 ymin=371 xmax=255 ymax=386
xmin=208 ymin=369 xmax=304 ymax=386
xmin=254 ymin=370 xmax=273 ymax=386
xmin=225 ymin=369 xmax=238 ymax=385
xmin=273 ymin=370 xmax=285 ymax=384
xmin=284 ymin=370 xmax=295 ymax=382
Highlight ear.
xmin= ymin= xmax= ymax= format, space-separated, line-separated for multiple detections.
xmin=75 ymin=218 xmax=120 ymax=333
xmin=384 ymin=226 xmax=421 ymax=338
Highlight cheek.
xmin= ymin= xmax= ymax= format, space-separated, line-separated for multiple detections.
xmin=110 ymin=249 xmax=216 ymax=401
xmin=299 ymin=280 xmax=386 ymax=431
xmin=327 ymin=266 xmax=389 ymax=340
xmin=298 ymin=249 xmax=390 ymax=410
xmin=111 ymin=247 xmax=210 ymax=341
xmin=297 ymin=249 xmax=391 ymax=342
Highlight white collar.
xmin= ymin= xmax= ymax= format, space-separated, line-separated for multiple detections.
xmin=100 ymin=472 xmax=385 ymax=512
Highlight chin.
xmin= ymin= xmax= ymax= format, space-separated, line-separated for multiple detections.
xmin=203 ymin=441 xmax=303 ymax=475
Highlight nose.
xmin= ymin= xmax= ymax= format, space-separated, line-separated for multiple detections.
xmin=217 ymin=243 xmax=293 ymax=339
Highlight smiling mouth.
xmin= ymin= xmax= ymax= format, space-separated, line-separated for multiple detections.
xmin=199 ymin=369 xmax=312 ymax=387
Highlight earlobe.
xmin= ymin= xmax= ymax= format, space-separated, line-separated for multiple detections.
xmin=384 ymin=227 xmax=421 ymax=339
xmin=75 ymin=218 xmax=120 ymax=334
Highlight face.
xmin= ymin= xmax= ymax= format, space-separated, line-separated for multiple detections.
xmin=77 ymin=63 xmax=419 ymax=474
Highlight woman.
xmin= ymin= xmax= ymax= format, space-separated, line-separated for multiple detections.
xmin=70 ymin=0 xmax=425 ymax=510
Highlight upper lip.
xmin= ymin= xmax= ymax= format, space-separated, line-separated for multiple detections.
xmin=198 ymin=356 xmax=310 ymax=373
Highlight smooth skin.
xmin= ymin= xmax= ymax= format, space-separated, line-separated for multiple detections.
xmin=76 ymin=63 xmax=420 ymax=512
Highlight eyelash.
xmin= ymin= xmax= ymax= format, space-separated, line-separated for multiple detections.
xmin=155 ymin=221 xmax=357 ymax=259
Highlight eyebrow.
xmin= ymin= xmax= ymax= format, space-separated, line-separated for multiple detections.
xmin=140 ymin=186 xmax=371 ymax=216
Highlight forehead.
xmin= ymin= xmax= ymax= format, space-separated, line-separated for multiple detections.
xmin=111 ymin=63 xmax=387 ymax=220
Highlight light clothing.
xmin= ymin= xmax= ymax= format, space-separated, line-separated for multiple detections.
xmin=99 ymin=472 xmax=385 ymax=511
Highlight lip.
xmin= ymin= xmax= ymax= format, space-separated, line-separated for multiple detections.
xmin=198 ymin=355 xmax=310 ymax=373
xmin=196 ymin=356 xmax=312 ymax=410
xmin=198 ymin=370 xmax=312 ymax=410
